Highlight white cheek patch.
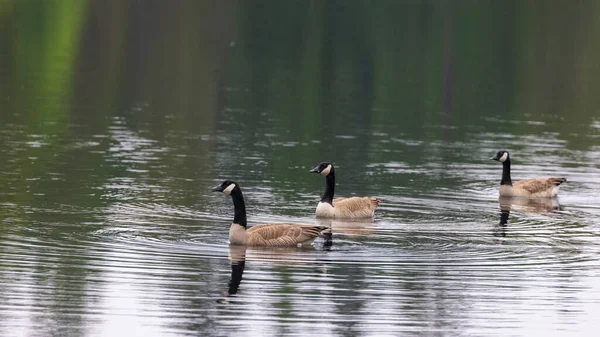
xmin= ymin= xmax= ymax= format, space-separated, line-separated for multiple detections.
xmin=320 ymin=164 xmax=332 ymax=176
xmin=223 ymin=183 xmax=236 ymax=195
xmin=499 ymin=152 xmax=508 ymax=163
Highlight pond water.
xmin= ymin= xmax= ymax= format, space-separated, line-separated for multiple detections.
xmin=1 ymin=1 xmax=600 ymax=336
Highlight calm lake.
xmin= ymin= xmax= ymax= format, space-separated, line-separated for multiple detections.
xmin=1 ymin=1 xmax=600 ymax=336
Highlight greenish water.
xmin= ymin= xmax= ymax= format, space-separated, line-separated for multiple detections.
xmin=1 ymin=1 xmax=600 ymax=336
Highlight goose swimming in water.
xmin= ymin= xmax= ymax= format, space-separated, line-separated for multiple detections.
xmin=310 ymin=162 xmax=380 ymax=218
xmin=212 ymin=180 xmax=330 ymax=247
xmin=490 ymin=150 xmax=566 ymax=198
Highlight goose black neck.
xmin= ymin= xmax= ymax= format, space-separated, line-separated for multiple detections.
xmin=230 ymin=189 xmax=247 ymax=228
xmin=321 ymin=168 xmax=335 ymax=205
xmin=501 ymin=159 xmax=512 ymax=186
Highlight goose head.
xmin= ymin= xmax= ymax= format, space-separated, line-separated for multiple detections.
xmin=211 ymin=180 xmax=238 ymax=195
xmin=310 ymin=162 xmax=333 ymax=176
xmin=490 ymin=150 xmax=510 ymax=163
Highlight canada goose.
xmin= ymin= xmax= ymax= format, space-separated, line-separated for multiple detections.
xmin=310 ymin=162 xmax=380 ymax=218
xmin=212 ymin=180 xmax=330 ymax=247
xmin=490 ymin=151 xmax=566 ymax=198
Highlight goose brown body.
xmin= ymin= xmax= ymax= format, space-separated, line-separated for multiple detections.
xmin=212 ymin=180 xmax=330 ymax=247
xmin=230 ymin=223 xmax=326 ymax=247
xmin=331 ymin=197 xmax=379 ymax=218
xmin=490 ymin=151 xmax=566 ymax=198
xmin=500 ymin=178 xmax=566 ymax=198
xmin=310 ymin=162 xmax=379 ymax=219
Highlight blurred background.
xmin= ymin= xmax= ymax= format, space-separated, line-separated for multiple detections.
xmin=1 ymin=0 xmax=599 ymax=204
xmin=1 ymin=1 xmax=600 ymax=336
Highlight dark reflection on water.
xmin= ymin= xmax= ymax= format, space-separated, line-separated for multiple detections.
xmin=224 ymin=246 xmax=246 ymax=298
xmin=2 ymin=0 xmax=600 ymax=336
xmin=495 ymin=197 xmax=562 ymax=237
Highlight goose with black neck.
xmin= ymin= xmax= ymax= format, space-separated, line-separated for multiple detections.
xmin=310 ymin=162 xmax=379 ymax=218
xmin=212 ymin=180 xmax=330 ymax=247
xmin=490 ymin=150 xmax=566 ymax=198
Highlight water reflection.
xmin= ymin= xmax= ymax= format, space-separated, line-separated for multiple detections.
xmin=499 ymin=196 xmax=561 ymax=214
xmin=224 ymin=246 xmax=246 ymax=298
xmin=3 ymin=1 xmax=600 ymax=335
xmin=495 ymin=197 xmax=562 ymax=237
xmin=316 ymin=218 xmax=374 ymax=236
xmin=221 ymin=245 xmax=333 ymax=301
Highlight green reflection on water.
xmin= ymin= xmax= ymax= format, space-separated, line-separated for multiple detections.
xmin=0 ymin=0 xmax=598 ymax=214
xmin=1 ymin=1 xmax=598 ymax=143
xmin=0 ymin=2 xmax=600 ymax=336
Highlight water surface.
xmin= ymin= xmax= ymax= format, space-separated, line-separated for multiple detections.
xmin=1 ymin=1 xmax=600 ymax=336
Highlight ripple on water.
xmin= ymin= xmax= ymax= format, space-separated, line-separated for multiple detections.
xmin=3 ymin=120 xmax=600 ymax=336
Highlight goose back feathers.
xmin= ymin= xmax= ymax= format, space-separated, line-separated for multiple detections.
xmin=501 ymin=178 xmax=566 ymax=198
xmin=230 ymin=223 xmax=327 ymax=246
xmin=310 ymin=162 xmax=380 ymax=218
xmin=213 ymin=180 xmax=330 ymax=247
xmin=490 ymin=151 xmax=566 ymax=198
